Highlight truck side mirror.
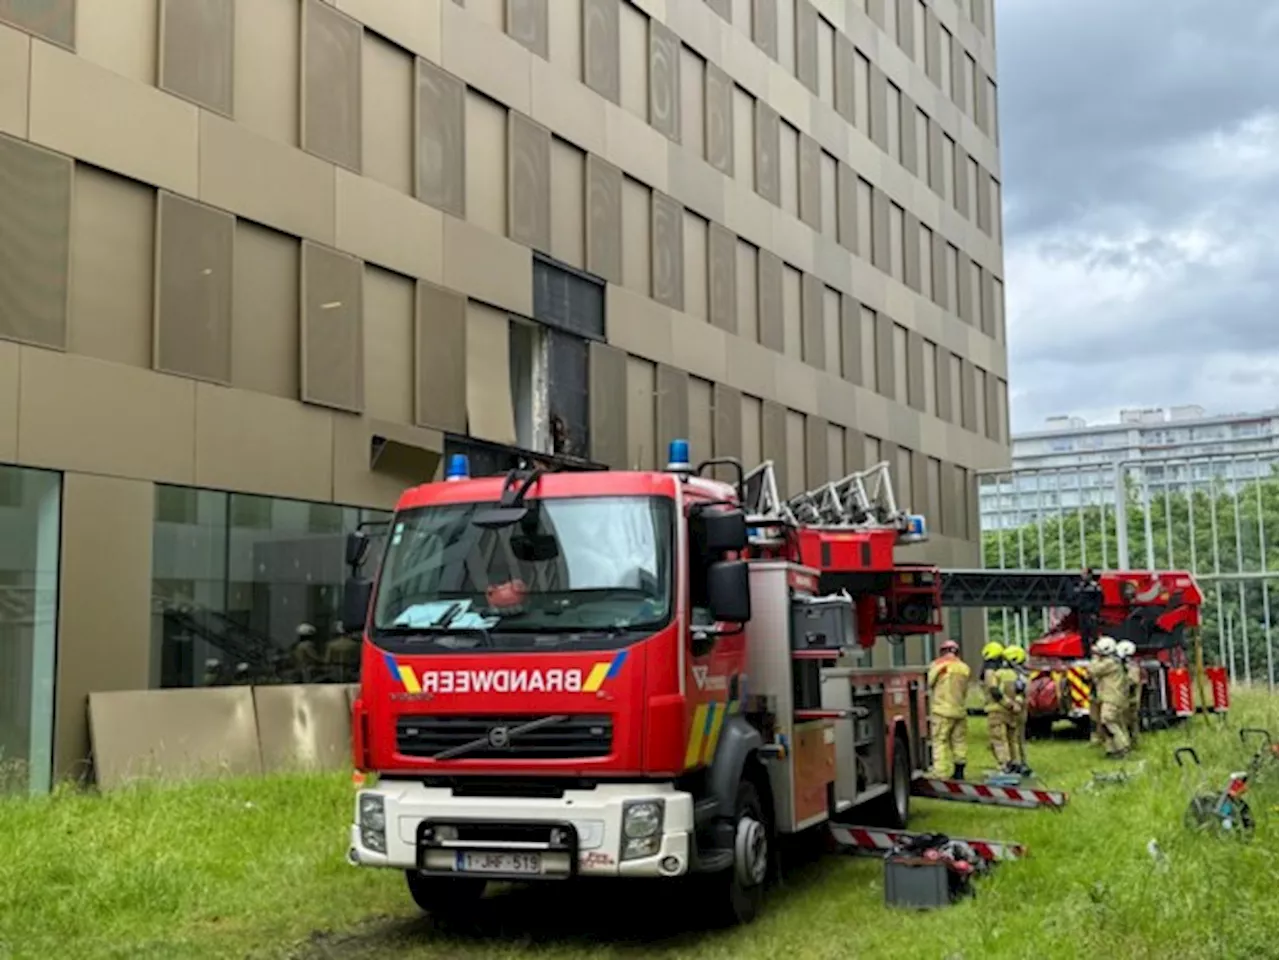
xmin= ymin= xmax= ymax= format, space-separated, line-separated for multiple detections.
xmin=346 ymin=531 xmax=370 ymax=569
xmin=697 ymin=506 xmax=749 ymax=554
xmin=707 ymin=560 xmax=751 ymax=624
xmin=343 ymin=579 xmax=373 ymax=634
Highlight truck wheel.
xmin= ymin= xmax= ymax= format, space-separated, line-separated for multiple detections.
xmin=869 ymin=734 xmax=911 ymax=828
xmin=404 ymin=871 xmax=486 ymax=917
xmin=711 ymin=780 xmax=771 ymax=927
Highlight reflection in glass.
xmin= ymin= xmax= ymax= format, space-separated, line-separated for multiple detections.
xmin=151 ymin=485 xmax=389 ymax=688
xmin=0 ymin=465 xmax=61 ymax=796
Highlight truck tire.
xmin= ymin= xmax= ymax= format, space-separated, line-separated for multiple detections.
xmin=710 ymin=779 xmax=771 ymax=927
xmin=868 ymin=733 xmax=911 ymax=828
xmin=404 ymin=871 xmax=486 ymax=918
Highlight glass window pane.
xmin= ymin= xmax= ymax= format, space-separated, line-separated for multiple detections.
xmin=0 ymin=465 xmax=61 ymax=796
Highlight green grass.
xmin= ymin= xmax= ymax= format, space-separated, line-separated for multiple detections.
xmin=2 ymin=688 xmax=1277 ymax=960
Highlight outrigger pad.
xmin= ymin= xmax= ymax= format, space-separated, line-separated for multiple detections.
xmin=831 ymin=824 xmax=1028 ymax=862
xmin=912 ymin=776 xmax=1070 ymax=810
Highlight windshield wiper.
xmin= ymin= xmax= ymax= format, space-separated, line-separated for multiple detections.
xmin=375 ymin=624 xmax=494 ymax=647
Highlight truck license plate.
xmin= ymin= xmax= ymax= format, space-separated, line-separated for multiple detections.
xmin=455 ymin=851 xmax=543 ymax=875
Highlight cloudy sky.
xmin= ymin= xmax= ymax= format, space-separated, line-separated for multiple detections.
xmin=996 ymin=0 xmax=1279 ymax=433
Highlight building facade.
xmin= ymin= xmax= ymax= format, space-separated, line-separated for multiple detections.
xmin=0 ymin=0 xmax=1008 ymax=792
xmin=980 ymin=407 xmax=1280 ymax=531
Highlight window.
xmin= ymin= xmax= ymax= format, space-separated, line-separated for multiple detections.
xmin=886 ymin=82 xmax=902 ymax=162
xmin=892 ymin=323 xmax=908 ymax=404
xmin=151 ymin=487 xmax=390 ymax=689
xmin=923 ymin=340 xmax=938 ymax=415
xmin=0 ymin=466 xmax=61 ymax=796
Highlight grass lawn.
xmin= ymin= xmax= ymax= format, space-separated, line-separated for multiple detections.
xmin=2 ymin=688 xmax=1277 ymax=960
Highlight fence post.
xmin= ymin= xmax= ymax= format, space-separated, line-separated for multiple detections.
xmin=1114 ymin=466 xmax=1130 ymax=569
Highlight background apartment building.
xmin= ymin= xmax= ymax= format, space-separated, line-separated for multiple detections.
xmin=980 ymin=406 xmax=1280 ymax=530
xmin=0 ymin=0 xmax=1008 ymax=793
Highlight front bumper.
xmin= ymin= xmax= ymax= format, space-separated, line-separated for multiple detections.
xmin=348 ymin=780 xmax=694 ymax=879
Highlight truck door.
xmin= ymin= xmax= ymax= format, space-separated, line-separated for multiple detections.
xmin=683 ymin=501 xmax=747 ymax=772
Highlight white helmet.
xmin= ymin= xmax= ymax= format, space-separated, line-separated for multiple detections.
xmin=1116 ymin=640 xmax=1137 ymax=659
xmin=1094 ymin=636 xmax=1117 ymax=656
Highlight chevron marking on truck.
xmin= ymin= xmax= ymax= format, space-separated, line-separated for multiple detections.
xmin=1066 ymin=666 xmax=1090 ymax=706
xmin=912 ymin=777 xmax=1069 ymax=809
xmin=829 ymin=824 xmax=1028 ymax=862
xmin=382 ymin=650 xmax=628 ymax=696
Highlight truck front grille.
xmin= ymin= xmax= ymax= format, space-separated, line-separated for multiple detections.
xmin=396 ymin=714 xmax=614 ymax=760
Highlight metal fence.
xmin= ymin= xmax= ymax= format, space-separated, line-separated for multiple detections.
xmin=978 ymin=451 xmax=1279 ymax=690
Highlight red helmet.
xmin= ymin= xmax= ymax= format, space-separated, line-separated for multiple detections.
xmin=939 ymin=639 xmax=959 ymax=654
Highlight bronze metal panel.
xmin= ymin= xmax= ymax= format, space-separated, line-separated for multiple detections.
xmin=930 ymin=230 xmax=948 ymax=309
xmin=756 ymin=249 xmax=784 ymax=353
xmin=232 ymin=220 xmax=300 ymax=401
xmin=300 ymin=240 xmax=364 ymax=413
xmin=656 ymin=362 xmax=689 ymax=445
xmin=159 ymin=0 xmax=234 ymax=116
xmin=649 ymin=19 xmax=681 ymax=143
xmin=985 ymin=366 xmax=1000 ymax=441
xmin=754 ymin=100 xmax=781 ymax=206
xmin=583 ymin=0 xmax=620 ymax=104
xmin=704 ymin=61 xmax=734 ymax=176
xmin=910 ymin=448 xmax=929 ymax=517
xmin=254 ymin=684 xmax=353 ymax=773
xmin=760 ymin=398 xmax=787 ymax=494
xmin=926 ymin=117 xmax=943 ymax=196
xmin=839 ymin=294 xmax=860 ymax=386
xmin=89 ymin=688 xmax=262 ymax=789
xmin=980 ymin=267 xmax=996 ymax=338
xmin=973 ymin=0 xmax=988 ymax=35
xmin=956 ymin=252 xmax=974 ymax=325
xmin=154 ymin=192 xmax=234 ymax=385
xmin=798 ymin=134 xmax=821 ymax=231
xmin=0 ymin=133 xmax=71 ymax=350
xmin=0 ymin=0 xmax=74 ymax=49
xmin=960 ymin=356 xmax=976 ymax=432
xmin=949 ymin=32 xmax=965 ymax=110
xmin=955 ymin=146 xmax=971 ymax=218
xmin=795 ymin=0 xmax=817 ymax=94
xmin=896 ymin=0 xmax=914 ymax=58
xmin=712 ymin=381 xmax=742 ymax=463
xmin=416 ymin=58 xmax=466 ymax=218
xmin=866 ymin=0 xmax=885 ymax=29
xmin=706 ymin=0 xmax=731 ymax=19
xmin=585 ymin=153 xmax=622 ymax=283
xmin=625 ymin=355 xmax=656 ymax=469
xmin=752 ymin=0 xmax=777 ymax=59
xmin=874 ymin=311 xmax=894 ymax=400
xmin=899 ymin=91 xmax=918 ymax=174
xmin=936 ymin=347 xmax=954 ymax=423
xmin=589 ymin=339 xmax=628 ymax=468
xmin=977 ymin=172 xmax=993 ymax=235
xmin=975 ymin=64 xmax=991 ymax=133
xmin=868 ymin=64 xmax=888 ymax=152
xmin=507 ymin=0 xmax=548 ymax=59
xmin=902 ymin=211 xmax=921 ymax=293
xmin=924 ymin=8 xmax=941 ymax=86
xmin=508 ymin=111 xmax=552 ymax=252
xmin=708 ymin=221 xmax=737 ymax=333
xmin=870 ymin=186 xmax=890 ymax=273
xmin=688 ymin=375 xmax=713 ymax=464
xmin=844 ymin=427 xmax=866 ymax=472
xmin=835 ymin=161 xmax=856 ymax=254
xmin=906 ymin=328 xmax=925 ymax=412
xmin=833 ymin=32 xmax=855 ymax=125
xmin=804 ymin=413 xmax=828 ymax=486
xmin=800 ymin=272 xmax=824 ymax=370
xmin=415 ymin=279 xmax=466 ymax=432
xmin=302 ymin=0 xmax=362 ymax=173
xmin=651 ymin=190 xmax=685 ymax=310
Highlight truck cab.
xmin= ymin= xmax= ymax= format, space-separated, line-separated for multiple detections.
xmin=346 ymin=442 xmax=934 ymax=925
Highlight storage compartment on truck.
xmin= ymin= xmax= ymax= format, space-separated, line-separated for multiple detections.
xmin=790 ymin=593 xmax=855 ymax=652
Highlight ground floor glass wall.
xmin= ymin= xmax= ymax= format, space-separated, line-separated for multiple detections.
xmin=151 ymin=485 xmax=389 ymax=689
xmin=0 ymin=465 xmax=61 ymax=796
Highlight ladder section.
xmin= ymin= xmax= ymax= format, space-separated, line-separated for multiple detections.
xmin=742 ymin=460 xmax=927 ymax=541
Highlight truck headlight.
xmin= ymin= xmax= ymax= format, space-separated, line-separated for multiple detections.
xmin=621 ymin=800 xmax=664 ymax=860
xmin=358 ymin=793 xmax=386 ymax=853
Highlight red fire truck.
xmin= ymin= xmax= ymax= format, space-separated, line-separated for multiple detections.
xmin=343 ymin=441 xmax=941 ymax=925
xmin=937 ymin=568 xmax=1229 ymax=736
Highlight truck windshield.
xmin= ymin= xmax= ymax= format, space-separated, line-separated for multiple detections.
xmin=371 ymin=495 xmax=674 ymax=652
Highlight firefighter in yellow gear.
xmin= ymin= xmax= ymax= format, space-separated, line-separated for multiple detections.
xmin=1089 ymin=636 xmax=1130 ymax=757
xmin=1117 ymin=640 xmax=1142 ymax=745
xmin=1003 ymin=644 xmax=1032 ymax=776
xmin=927 ymin=638 xmax=971 ymax=780
xmin=981 ymin=642 xmax=1017 ymax=771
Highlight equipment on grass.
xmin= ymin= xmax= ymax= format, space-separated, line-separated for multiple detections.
xmin=911 ymin=776 xmax=1068 ymax=810
xmin=1174 ymin=746 xmax=1258 ymax=836
xmin=830 ymin=824 xmax=1027 ymax=863
xmin=1084 ymin=760 xmax=1147 ymax=791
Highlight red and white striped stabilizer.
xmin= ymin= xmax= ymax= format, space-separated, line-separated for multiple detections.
xmin=829 ymin=824 xmax=1028 ymax=862
xmin=912 ymin=777 xmax=1069 ymax=809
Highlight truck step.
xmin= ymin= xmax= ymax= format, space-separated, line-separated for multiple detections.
xmin=912 ymin=777 xmax=1069 ymax=810
xmin=694 ymin=797 xmax=721 ymax=827
xmin=830 ymin=824 xmax=1028 ymax=862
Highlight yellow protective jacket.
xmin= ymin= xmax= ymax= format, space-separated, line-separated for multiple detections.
xmin=1090 ymin=655 xmax=1127 ymax=707
xmin=928 ymin=654 xmax=972 ymax=720
xmin=1125 ymin=662 xmax=1142 ymax=707
xmin=982 ymin=662 xmax=1008 ymax=715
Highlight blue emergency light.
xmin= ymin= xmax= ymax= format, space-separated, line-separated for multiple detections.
xmin=444 ymin=453 xmax=470 ymax=481
xmin=665 ymin=438 xmax=692 ymax=473
xmin=900 ymin=513 xmax=929 ymax=543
